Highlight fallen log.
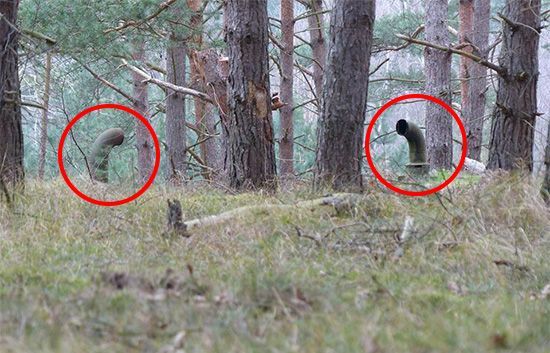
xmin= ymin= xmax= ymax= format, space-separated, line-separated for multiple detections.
xmin=167 ymin=193 xmax=362 ymax=235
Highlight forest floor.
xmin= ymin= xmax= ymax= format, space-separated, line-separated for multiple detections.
xmin=0 ymin=173 xmax=549 ymax=353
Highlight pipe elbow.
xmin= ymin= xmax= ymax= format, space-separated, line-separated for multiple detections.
xmin=90 ymin=128 xmax=125 ymax=182
xmin=396 ymin=119 xmax=427 ymax=166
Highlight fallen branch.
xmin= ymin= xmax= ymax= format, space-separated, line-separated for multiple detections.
xmin=183 ymin=193 xmax=362 ymax=231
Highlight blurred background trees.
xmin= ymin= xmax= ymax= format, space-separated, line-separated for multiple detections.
xmin=0 ymin=0 xmax=547 ymax=192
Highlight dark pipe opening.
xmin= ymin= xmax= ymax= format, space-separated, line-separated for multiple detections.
xmin=396 ymin=119 xmax=409 ymax=136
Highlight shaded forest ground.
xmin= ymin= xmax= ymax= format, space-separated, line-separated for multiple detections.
xmin=0 ymin=174 xmax=549 ymax=353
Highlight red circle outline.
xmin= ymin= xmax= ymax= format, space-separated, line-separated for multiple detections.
xmin=57 ymin=103 xmax=160 ymax=206
xmin=364 ymin=94 xmax=467 ymax=197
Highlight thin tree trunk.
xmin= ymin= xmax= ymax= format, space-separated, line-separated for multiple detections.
xmin=279 ymin=0 xmax=294 ymax=177
xmin=306 ymin=0 xmax=326 ymax=103
xmin=424 ymin=0 xmax=453 ymax=169
xmin=224 ymin=0 xmax=277 ymax=190
xmin=542 ymin=122 xmax=550 ymax=203
xmin=132 ymin=41 xmax=154 ymax=184
xmin=187 ymin=0 xmax=214 ymax=180
xmin=487 ymin=0 xmax=541 ymax=171
xmin=196 ymin=49 xmax=225 ymax=180
xmin=465 ymin=0 xmax=490 ymax=160
xmin=458 ymin=0 xmax=473 ymax=121
xmin=38 ymin=51 xmax=52 ymax=179
xmin=165 ymin=35 xmax=187 ymax=183
xmin=0 ymin=0 xmax=24 ymax=187
xmin=314 ymin=0 xmax=375 ymax=191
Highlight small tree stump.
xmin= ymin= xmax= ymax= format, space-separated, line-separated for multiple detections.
xmin=165 ymin=199 xmax=190 ymax=238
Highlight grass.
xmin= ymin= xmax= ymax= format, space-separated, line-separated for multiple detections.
xmin=0 ymin=173 xmax=549 ymax=353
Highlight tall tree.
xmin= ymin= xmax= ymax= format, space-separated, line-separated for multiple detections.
xmin=314 ymin=0 xmax=375 ymax=190
xmin=0 ymin=0 xmax=24 ymax=186
xmin=187 ymin=0 xmax=220 ymax=179
xmin=306 ymin=0 xmax=326 ymax=103
xmin=542 ymin=123 xmax=550 ymax=203
xmin=279 ymin=0 xmax=294 ymax=177
xmin=38 ymin=51 xmax=52 ymax=179
xmin=224 ymin=0 xmax=277 ymax=189
xmin=132 ymin=41 xmax=154 ymax=184
xmin=487 ymin=0 xmax=541 ymax=171
xmin=424 ymin=0 xmax=453 ymax=169
xmin=165 ymin=34 xmax=187 ymax=183
xmin=195 ymin=48 xmax=226 ymax=179
xmin=465 ymin=0 xmax=490 ymax=160
xmin=458 ymin=0 xmax=473 ymax=128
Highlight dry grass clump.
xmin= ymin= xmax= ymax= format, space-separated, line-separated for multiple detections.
xmin=0 ymin=173 xmax=548 ymax=353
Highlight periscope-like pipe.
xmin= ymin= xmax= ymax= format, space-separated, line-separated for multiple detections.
xmin=395 ymin=119 xmax=429 ymax=173
xmin=90 ymin=128 xmax=125 ymax=182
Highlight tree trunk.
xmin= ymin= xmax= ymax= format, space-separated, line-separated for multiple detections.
xmin=314 ymin=0 xmax=375 ymax=191
xmin=424 ymin=0 xmax=453 ymax=169
xmin=306 ymin=0 xmax=326 ymax=103
xmin=165 ymin=36 xmax=187 ymax=183
xmin=187 ymin=0 xmax=217 ymax=180
xmin=279 ymin=0 xmax=294 ymax=177
xmin=132 ymin=42 xmax=154 ymax=184
xmin=487 ymin=0 xmax=540 ymax=171
xmin=458 ymin=0 xmax=473 ymax=124
xmin=224 ymin=0 xmax=277 ymax=190
xmin=0 ymin=0 xmax=24 ymax=186
xmin=196 ymin=49 xmax=225 ymax=180
xmin=542 ymin=122 xmax=550 ymax=203
xmin=38 ymin=51 xmax=52 ymax=179
xmin=465 ymin=0 xmax=490 ymax=161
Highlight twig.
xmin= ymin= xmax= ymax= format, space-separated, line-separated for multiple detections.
xmin=395 ymin=34 xmax=506 ymax=75
xmin=74 ymin=57 xmax=137 ymax=104
xmin=103 ymin=0 xmax=177 ymax=34
xmin=121 ymin=59 xmax=213 ymax=103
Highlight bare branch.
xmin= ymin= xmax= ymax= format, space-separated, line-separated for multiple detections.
xmin=22 ymin=29 xmax=57 ymax=45
xmin=104 ymin=0 xmax=177 ymax=34
xmin=369 ymin=58 xmax=389 ymax=76
xmin=74 ymin=58 xmax=137 ymax=103
xmin=395 ymin=34 xmax=506 ymax=75
xmin=121 ymin=59 xmax=214 ymax=103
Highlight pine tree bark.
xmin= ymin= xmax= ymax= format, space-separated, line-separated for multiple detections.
xmin=38 ymin=51 xmax=52 ymax=179
xmin=187 ymin=0 xmax=219 ymax=180
xmin=465 ymin=0 xmax=490 ymax=160
xmin=0 ymin=0 xmax=24 ymax=186
xmin=487 ymin=0 xmax=541 ymax=171
xmin=224 ymin=0 xmax=277 ymax=190
xmin=195 ymin=49 xmax=225 ymax=180
xmin=542 ymin=122 xmax=550 ymax=203
xmin=306 ymin=0 xmax=326 ymax=103
xmin=314 ymin=0 xmax=375 ymax=191
xmin=132 ymin=42 xmax=154 ymax=184
xmin=458 ymin=0 xmax=473 ymax=124
xmin=424 ymin=0 xmax=453 ymax=169
xmin=279 ymin=0 xmax=294 ymax=177
xmin=165 ymin=35 xmax=187 ymax=183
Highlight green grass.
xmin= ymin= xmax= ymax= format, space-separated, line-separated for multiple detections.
xmin=0 ymin=174 xmax=549 ymax=353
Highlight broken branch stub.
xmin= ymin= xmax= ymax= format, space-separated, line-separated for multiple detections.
xmin=90 ymin=128 xmax=125 ymax=182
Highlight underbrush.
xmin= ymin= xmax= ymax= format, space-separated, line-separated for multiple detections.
xmin=0 ymin=173 xmax=548 ymax=353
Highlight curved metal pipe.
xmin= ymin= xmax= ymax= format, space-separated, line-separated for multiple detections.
xmin=90 ymin=128 xmax=125 ymax=182
xmin=396 ymin=119 xmax=428 ymax=173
